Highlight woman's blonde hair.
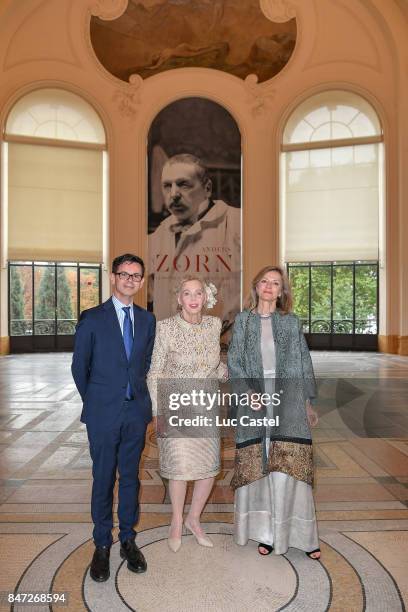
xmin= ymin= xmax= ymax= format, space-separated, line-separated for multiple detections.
xmin=175 ymin=275 xmax=207 ymax=310
xmin=244 ymin=265 xmax=292 ymax=314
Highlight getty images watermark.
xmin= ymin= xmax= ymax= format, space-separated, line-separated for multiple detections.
xmin=156 ymin=376 xmax=408 ymax=440
xmin=163 ymin=388 xmax=282 ymax=429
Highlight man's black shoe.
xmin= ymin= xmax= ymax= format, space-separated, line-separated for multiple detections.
xmin=120 ymin=539 xmax=147 ymax=573
xmin=90 ymin=546 xmax=110 ymax=582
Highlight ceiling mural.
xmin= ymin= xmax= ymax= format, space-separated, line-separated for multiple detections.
xmin=90 ymin=0 xmax=297 ymax=83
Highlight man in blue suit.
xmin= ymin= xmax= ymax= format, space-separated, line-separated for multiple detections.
xmin=72 ymin=253 xmax=156 ymax=582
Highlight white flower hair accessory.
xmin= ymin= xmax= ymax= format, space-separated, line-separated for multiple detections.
xmin=204 ymin=282 xmax=217 ymax=309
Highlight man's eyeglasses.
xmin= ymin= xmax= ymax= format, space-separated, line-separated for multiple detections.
xmin=115 ymin=272 xmax=143 ymax=282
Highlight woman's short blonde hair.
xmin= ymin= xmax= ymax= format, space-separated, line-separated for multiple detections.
xmin=175 ymin=275 xmax=207 ymax=310
xmin=244 ymin=265 xmax=292 ymax=314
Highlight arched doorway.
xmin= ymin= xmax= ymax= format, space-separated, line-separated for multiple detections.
xmin=147 ymin=97 xmax=241 ymax=342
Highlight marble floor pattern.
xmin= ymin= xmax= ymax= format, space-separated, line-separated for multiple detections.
xmin=0 ymin=351 xmax=407 ymax=612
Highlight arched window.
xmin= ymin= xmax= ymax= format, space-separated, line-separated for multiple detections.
xmin=281 ymin=90 xmax=383 ymax=348
xmin=6 ymin=88 xmax=106 ymax=143
xmin=5 ymin=88 xmax=106 ymax=263
xmin=3 ymin=88 xmax=107 ymax=350
xmin=283 ymin=90 xmax=381 ymax=145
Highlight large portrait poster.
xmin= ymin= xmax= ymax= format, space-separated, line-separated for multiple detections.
xmin=147 ymin=97 xmax=241 ymax=342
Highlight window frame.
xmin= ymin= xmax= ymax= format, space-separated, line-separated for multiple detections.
xmin=280 ymin=90 xmax=383 ymax=350
xmin=8 ymin=260 xmax=102 ymax=352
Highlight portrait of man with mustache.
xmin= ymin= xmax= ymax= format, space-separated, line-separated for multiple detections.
xmin=148 ymin=153 xmax=240 ymax=334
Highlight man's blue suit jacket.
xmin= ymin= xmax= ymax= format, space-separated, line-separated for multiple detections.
xmin=71 ymin=297 xmax=156 ymax=429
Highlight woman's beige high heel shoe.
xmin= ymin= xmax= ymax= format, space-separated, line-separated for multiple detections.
xmin=167 ymin=537 xmax=182 ymax=553
xmin=167 ymin=520 xmax=183 ymax=553
xmin=184 ymin=520 xmax=213 ymax=548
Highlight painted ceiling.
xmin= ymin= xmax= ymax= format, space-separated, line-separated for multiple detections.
xmin=90 ymin=0 xmax=296 ymax=83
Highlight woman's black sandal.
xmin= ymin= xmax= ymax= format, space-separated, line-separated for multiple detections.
xmin=306 ymin=548 xmax=321 ymax=560
xmin=258 ymin=543 xmax=273 ymax=555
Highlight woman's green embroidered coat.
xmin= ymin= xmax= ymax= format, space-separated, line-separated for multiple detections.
xmin=227 ymin=309 xmax=317 ymax=489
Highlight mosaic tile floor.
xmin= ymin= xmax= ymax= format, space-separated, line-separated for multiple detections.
xmin=0 ymin=352 xmax=407 ymax=611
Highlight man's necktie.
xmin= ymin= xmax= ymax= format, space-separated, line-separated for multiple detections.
xmin=122 ymin=306 xmax=134 ymax=399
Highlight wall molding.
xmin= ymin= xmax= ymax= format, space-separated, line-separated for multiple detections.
xmin=89 ymin=0 xmax=128 ymax=21
xmin=307 ymin=0 xmax=382 ymax=72
xmin=260 ymin=0 xmax=296 ymax=23
xmin=3 ymin=0 xmax=80 ymax=71
xmin=243 ymin=75 xmax=276 ymax=117
xmin=112 ymin=75 xmax=143 ymax=119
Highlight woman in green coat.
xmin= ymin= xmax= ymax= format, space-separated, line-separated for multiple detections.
xmin=227 ymin=265 xmax=320 ymax=559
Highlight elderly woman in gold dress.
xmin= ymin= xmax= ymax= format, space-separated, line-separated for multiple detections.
xmin=147 ymin=276 xmax=227 ymax=552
